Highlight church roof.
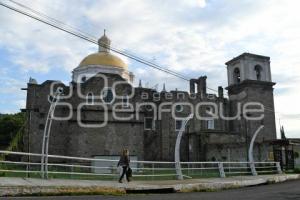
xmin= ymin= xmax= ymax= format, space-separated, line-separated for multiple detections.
xmin=225 ymin=53 xmax=270 ymax=65
xmin=77 ymin=52 xmax=127 ymax=69
xmin=76 ymin=31 xmax=127 ymax=70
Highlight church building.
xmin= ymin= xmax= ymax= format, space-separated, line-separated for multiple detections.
xmin=23 ymin=33 xmax=277 ymax=162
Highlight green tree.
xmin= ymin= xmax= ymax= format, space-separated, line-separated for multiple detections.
xmin=0 ymin=112 xmax=25 ymax=149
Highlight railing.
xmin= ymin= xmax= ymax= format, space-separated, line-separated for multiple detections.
xmin=0 ymin=150 xmax=282 ymax=180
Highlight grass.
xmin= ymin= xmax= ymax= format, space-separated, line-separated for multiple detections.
xmin=293 ymin=168 xmax=300 ymax=173
xmin=0 ymin=169 xmax=220 ymax=181
xmin=0 ymin=169 xmax=242 ymax=181
xmin=0 ymin=162 xmax=280 ymax=181
xmin=0 ymin=162 xmax=219 ymax=181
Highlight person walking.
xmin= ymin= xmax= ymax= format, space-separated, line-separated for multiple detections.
xmin=117 ymin=149 xmax=131 ymax=183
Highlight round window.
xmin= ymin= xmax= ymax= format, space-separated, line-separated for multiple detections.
xmin=175 ymin=105 xmax=183 ymax=112
xmin=102 ymin=88 xmax=114 ymax=103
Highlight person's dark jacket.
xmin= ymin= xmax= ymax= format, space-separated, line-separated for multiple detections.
xmin=118 ymin=155 xmax=130 ymax=167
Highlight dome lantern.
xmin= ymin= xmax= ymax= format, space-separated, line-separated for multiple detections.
xmin=98 ymin=29 xmax=111 ymax=53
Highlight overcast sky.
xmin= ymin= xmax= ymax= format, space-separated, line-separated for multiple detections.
xmin=0 ymin=0 xmax=299 ymax=138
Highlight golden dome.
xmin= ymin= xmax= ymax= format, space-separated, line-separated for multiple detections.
xmin=78 ymin=52 xmax=127 ymax=69
xmin=77 ymin=31 xmax=127 ymax=69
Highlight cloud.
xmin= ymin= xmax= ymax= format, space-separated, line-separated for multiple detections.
xmin=14 ymin=99 xmax=26 ymax=108
xmin=0 ymin=76 xmax=26 ymax=113
xmin=0 ymin=77 xmax=24 ymax=95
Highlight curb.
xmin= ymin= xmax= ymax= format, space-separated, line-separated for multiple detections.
xmin=174 ymin=174 xmax=300 ymax=192
xmin=0 ymin=186 xmax=126 ymax=197
xmin=0 ymin=174 xmax=299 ymax=197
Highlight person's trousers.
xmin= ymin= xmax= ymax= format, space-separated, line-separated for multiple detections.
xmin=119 ymin=166 xmax=129 ymax=181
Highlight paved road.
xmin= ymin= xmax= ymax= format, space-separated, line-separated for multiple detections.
xmin=1 ymin=179 xmax=300 ymax=200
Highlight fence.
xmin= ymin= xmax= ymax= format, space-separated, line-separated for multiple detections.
xmin=0 ymin=150 xmax=282 ymax=180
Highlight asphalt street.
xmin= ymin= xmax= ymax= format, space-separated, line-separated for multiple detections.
xmin=1 ymin=179 xmax=300 ymax=200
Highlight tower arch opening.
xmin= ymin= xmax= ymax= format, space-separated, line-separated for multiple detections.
xmin=254 ymin=65 xmax=263 ymax=81
xmin=233 ymin=68 xmax=241 ymax=84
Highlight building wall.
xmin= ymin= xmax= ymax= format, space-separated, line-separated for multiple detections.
xmin=24 ymin=74 xmax=145 ymax=162
xmin=24 ymin=54 xmax=277 ymax=163
xmin=227 ymin=81 xmax=277 ymax=142
xmin=294 ymin=146 xmax=300 ymax=168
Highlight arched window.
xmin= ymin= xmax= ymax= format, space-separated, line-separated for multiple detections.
xmin=81 ymin=76 xmax=87 ymax=83
xmin=234 ymin=68 xmax=241 ymax=84
xmin=175 ymin=119 xmax=184 ymax=131
xmin=102 ymin=88 xmax=114 ymax=104
xmin=254 ymin=65 xmax=262 ymax=81
xmin=86 ymin=92 xmax=94 ymax=105
xmin=144 ymin=117 xmax=155 ymax=130
xmin=122 ymin=95 xmax=129 ymax=108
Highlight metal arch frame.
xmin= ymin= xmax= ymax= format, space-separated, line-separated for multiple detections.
xmin=41 ymin=87 xmax=63 ymax=179
xmin=174 ymin=114 xmax=194 ymax=180
xmin=175 ymin=120 xmax=266 ymax=179
xmin=248 ymin=125 xmax=264 ymax=176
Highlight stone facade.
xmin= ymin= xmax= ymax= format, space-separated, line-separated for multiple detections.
xmin=23 ymin=51 xmax=278 ymax=163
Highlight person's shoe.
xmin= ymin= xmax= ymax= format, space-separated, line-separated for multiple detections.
xmin=118 ymin=180 xmax=123 ymax=183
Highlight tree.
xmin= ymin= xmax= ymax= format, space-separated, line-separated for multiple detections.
xmin=280 ymin=126 xmax=286 ymax=140
xmin=0 ymin=112 xmax=25 ymax=149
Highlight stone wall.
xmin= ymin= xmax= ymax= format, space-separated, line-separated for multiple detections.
xmin=24 ymin=71 xmax=277 ymax=163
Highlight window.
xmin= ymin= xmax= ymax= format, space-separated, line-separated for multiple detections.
xmin=175 ymin=119 xmax=183 ymax=131
xmin=207 ymin=120 xmax=215 ymax=130
xmin=81 ymin=76 xmax=87 ymax=82
xmin=122 ymin=96 xmax=129 ymax=108
xmin=102 ymin=88 xmax=114 ymax=104
xmin=86 ymin=92 xmax=94 ymax=105
xmin=144 ymin=117 xmax=155 ymax=130
xmin=234 ymin=68 xmax=241 ymax=84
xmin=254 ymin=65 xmax=262 ymax=81
xmin=175 ymin=105 xmax=183 ymax=112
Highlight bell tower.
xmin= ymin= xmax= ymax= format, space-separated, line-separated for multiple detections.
xmin=227 ymin=53 xmax=272 ymax=86
xmin=226 ymin=53 xmax=277 ymax=145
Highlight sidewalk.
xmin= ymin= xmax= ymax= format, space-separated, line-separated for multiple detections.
xmin=0 ymin=174 xmax=299 ymax=196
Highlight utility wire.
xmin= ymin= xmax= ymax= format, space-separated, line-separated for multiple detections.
xmin=1 ymin=0 xmax=290 ymax=141
xmin=1 ymin=2 xmax=282 ymax=104
xmin=0 ymin=1 xmax=190 ymax=81
xmin=6 ymin=0 xmax=97 ymax=39
xmin=1 ymin=0 xmax=225 ymax=95
xmin=4 ymin=0 xmax=283 ymax=107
